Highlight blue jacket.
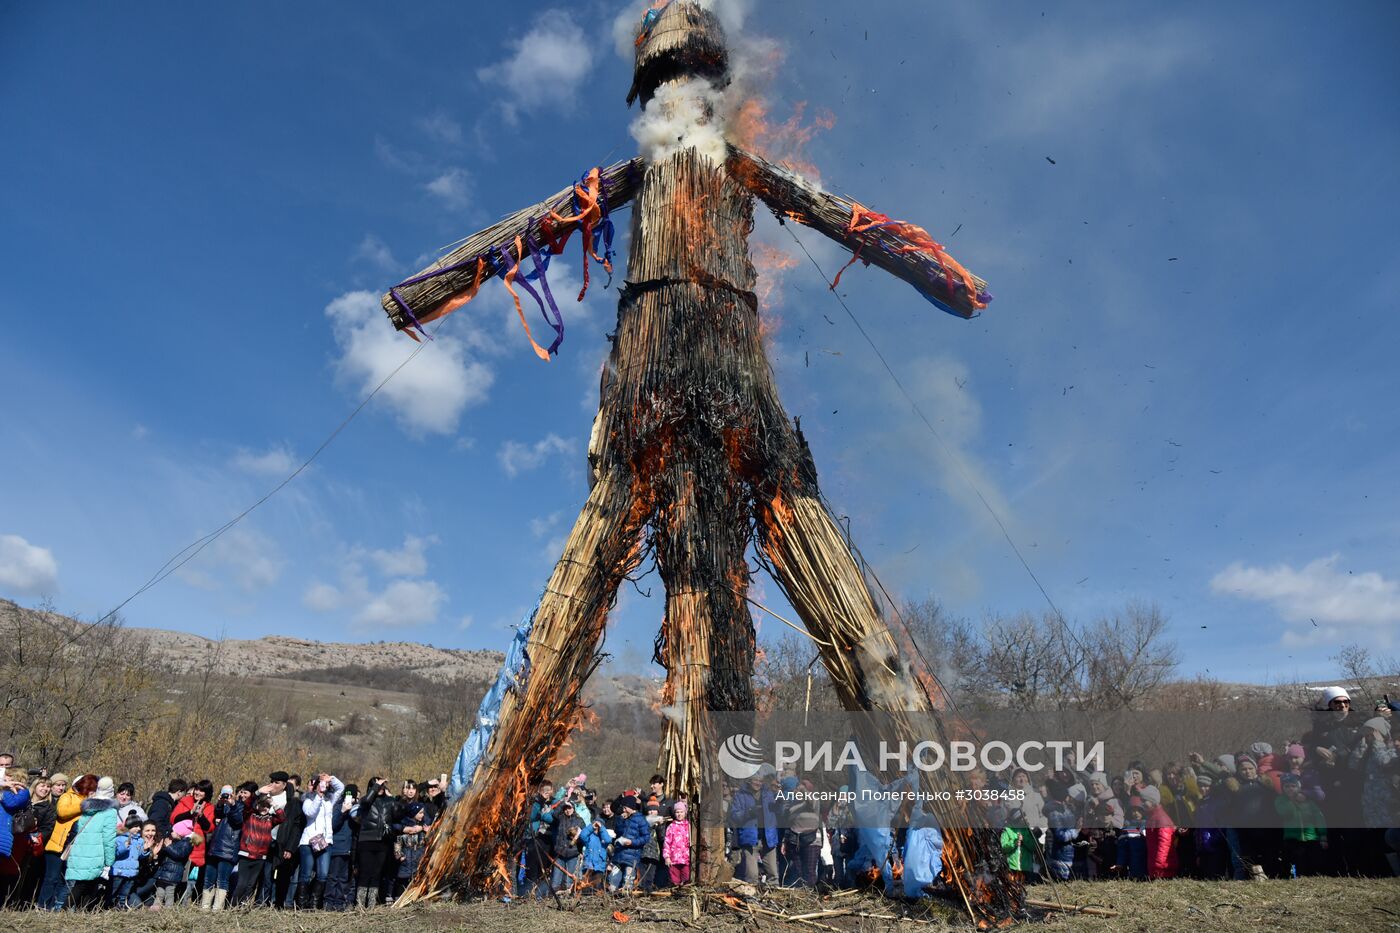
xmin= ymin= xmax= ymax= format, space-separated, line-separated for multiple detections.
xmin=330 ymin=801 xmax=354 ymax=855
xmin=578 ymin=820 xmax=615 ymax=872
xmin=728 ymin=785 xmax=778 ymax=848
xmin=64 ymin=798 xmax=119 ymax=882
xmin=113 ymin=833 xmax=147 ymax=878
xmin=0 ymin=787 xmax=31 ymax=858
xmin=611 ymin=812 xmax=650 ymax=868
xmin=208 ymin=800 xmax=246 ymax=863
xmin=155 ymin=837 xmax=193 ymax=884
xmin=528 ymin=795 xmax=558 ymax=839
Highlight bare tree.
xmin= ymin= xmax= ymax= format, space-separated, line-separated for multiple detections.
xmin=0 ymin=599 xmax=158 ymax=771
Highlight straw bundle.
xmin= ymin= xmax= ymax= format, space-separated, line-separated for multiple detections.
xmin=401 ymin=470 xmax=646 ymax=902
xmin=379 ymin=158 xmax=644 ymax=333
xmin=755 ymin=488 xmax=1022 ymax=922
xmin=627 ymin=1 xmax=729 ymax=106
xmin=726 ymin=145 xmax=988 ymax=318
xmin=390 ymin=3 xmax=1017 ymax=921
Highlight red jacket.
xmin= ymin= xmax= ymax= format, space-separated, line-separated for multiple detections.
xmin=1145 ymin=806 xmax=1178 ymax=879
xmin=170 ymin=797 xmax=216 ymax=866
xmin=238 ymin=809 xmax=286 ymax=861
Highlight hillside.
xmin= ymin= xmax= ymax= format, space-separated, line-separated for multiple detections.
xmin=128 ymin=623 xmax=506 ymax=684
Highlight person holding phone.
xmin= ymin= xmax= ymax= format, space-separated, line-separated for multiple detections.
xmin=352 ymin=776 xmax=396 ymax=909
xmin=0 ymin=766 xmax=33 ymax=906
xmin=298 ymin=771 xmax=345 ymax=909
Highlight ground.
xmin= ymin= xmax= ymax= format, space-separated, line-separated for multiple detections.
xmin=17 ymin=879 xmax=1400 ymax=932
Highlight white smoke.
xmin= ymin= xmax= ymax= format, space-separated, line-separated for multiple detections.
xmin=629 ymin=77 xmax=729 ymax=165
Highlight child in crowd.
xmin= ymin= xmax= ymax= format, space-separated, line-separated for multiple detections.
xmin=109 ymin=814 xmax=148 ymax=907
xmin=578 ymin=808 xmax=615 ymax=893
xmin=663 ymin=799 xmax=692 ymax=885
xmin=153 ymin=819 xmax=195 ymax=908
xmin=232 ymin=793 xmax=285 ymax=905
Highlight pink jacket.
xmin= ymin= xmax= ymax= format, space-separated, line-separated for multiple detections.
xmin=663 ymin=819 xmax=691 ymax=865
xmin=1146 ymin=806 xmax=1178 ymax=879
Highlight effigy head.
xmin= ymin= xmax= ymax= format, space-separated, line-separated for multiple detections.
xmin=627 ymin=1 xmax=730 ymax=108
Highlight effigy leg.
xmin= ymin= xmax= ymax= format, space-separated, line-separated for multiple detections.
xmin=401 ymin=470 xmax=646 ymax=903
xmin=755 ymin=483 xmax=1022 ymax=923
xmin=651 ymin=466 xmax=755 ymax=882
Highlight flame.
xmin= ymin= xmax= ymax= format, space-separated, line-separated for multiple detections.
xmin=730 ymin=99 xmax=836 ymax=181
xmin=751 ymin=241 xmax=798 ymax=312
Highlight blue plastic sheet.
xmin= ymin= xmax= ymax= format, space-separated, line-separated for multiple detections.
xmin=447 ymin=595 xmax=542 ymax=800
xmin=902 ymin=811 xmax=944 ymax=898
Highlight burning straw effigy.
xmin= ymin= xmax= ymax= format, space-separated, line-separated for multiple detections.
xmin=379 ymin=1 xmax=1019 ymax=924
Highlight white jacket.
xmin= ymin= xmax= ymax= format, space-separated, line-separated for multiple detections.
xmin=299 ymin=776 xmax=345 ymax=847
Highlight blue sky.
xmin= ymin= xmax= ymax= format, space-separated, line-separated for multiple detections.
xmin=2 ymin=0 xmax=1397 ymax=684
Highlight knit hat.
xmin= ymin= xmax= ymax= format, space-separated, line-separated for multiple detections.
xmin=1363 ymin=716 xmax=1391 ymax=737
xmin=1216 ymin=755 xmax=1235 ymax=772
xmin=1138 ymin=786 xmax=1160 ymax=807
xmin=1319 ymin=685 xmax=1350 ymax=708
xmin=620 ymin=796 xmax=641 ymax=812
xmin=1280 ymin=773 xmax=1302 ymax=788
xmin=1067 ymin=784 xmax=1087 ymax=801
xmin=1286 ymin=743 xmax=1306 ymax=760
xmin=1196 ymin=773 xmax=1214 ymax=788
xmin=1088 ymin=772 xmax=1108 ymax=787
xmin=172 ymin=819 xmax=194 ymax=838
xmin=1236 ymin=754 xmax=1257 ymax=769
xmin=50 ymin=772 xmax=70 ymax=786
xmin=672 ymin=800 xmax=688 ymax=819
xmin=220 ymin=785 xmax=233 ymax=797
xmin=1249 ymin=742 xmax=1272 ymax=758
xmin=91 ymin=776 xmax=116 ymax=801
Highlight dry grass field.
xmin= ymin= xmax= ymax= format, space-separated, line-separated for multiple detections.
xmin=10 ymin=879 xmax=1398 ymax=932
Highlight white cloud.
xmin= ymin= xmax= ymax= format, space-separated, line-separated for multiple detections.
xmin=896 ymin=355 xmax=1016 ymax=528
xmin=1212 ymin=556 xmax=1400 ymax=635
xmin=356 ymin=578 xmax=446 ymax=628
xmin=304 ymin=535 xmax=449 ymax=628
xmin=478 ymin=10 xmax=594 ymax=121
xmin=131 ymin=424 xmax=150 ymax=440
xmin=498 ymin=433 xmax=574 ymax=478
xmin=177 ymin=527 xmax=283 ymax=593
xmin=355 ymin=234 xmax=400 ymax=273
xmin=529 ymin=511 xmax=564 ymax=538
xmin=370 ymin=534 xmax=435 ymax=577
xmin=458 ymin=614 xmax=475 ymax=630
xmin=302 ymin=581 xmax=343 ymax=612
xmin=419 ymin=112 xmax=464 ymax=146
xmin=425 ymin=168 xmax=471 ymax=210
xmin=324 ymin=290 xmax=494 ymax=437
xmin=233 ymin=445 xmax=298 ymax=477
xmin=972 ymin=18 xmax=1204 ymax=140
xmin=0 ymin=534 xmax=58 ymax=597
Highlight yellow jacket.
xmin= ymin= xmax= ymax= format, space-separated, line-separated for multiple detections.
xmin=44 ymin=788 xmax=87 ymax=854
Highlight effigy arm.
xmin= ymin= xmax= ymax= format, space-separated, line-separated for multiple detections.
xmin=379 ymin=158 xmax=645 ymax=335
xmin=726 ymin=145 xmax=990 ymax=319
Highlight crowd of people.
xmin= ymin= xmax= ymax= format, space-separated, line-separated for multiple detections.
xmin=0 ymin=686 xmax=1395 ymax=911
xmin=723 ymin=687 xmax=1400 ymax=895
xmin=516 ymin=687 xmax=1399 ymax=899
xmin=0 ymin=762 xmax=450 ymax=911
